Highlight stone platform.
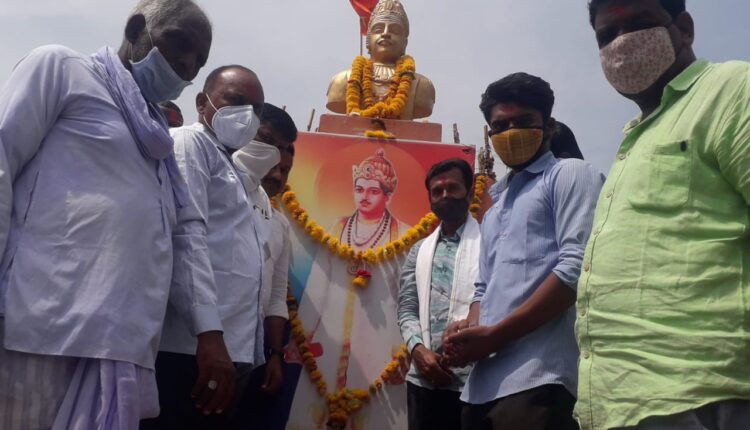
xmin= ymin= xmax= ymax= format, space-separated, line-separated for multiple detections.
xmin=317 ymin=113 xmax=443 ymax=142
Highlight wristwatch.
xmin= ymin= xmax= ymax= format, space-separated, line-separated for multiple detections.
xmin=267 ymin=347 xmax=284 ymax=360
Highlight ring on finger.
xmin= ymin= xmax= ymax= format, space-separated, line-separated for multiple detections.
xmin=207 ymin=380 xmax=218 ymax=390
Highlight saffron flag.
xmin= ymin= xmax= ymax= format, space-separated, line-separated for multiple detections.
xmin=350 ymin=0 xmax=379 ymax=35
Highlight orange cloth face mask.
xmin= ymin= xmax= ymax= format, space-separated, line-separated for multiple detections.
xmin=490 ymin=128 xmax=544 ymax=167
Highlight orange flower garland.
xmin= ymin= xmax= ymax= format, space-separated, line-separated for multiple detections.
xmin=346 ymin=55 xmax=416 ymax=119
xmin=279 ymin=184 xmax=439 ymax=288
xmin=287 ymin=290 xmax=409 ymax=428
xmin=363 ymin=129 xmax=396 ymax=140
xmin=469 ymin=175 xmax=487 ymax=216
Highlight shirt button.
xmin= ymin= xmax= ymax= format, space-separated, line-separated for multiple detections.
xmin=579 ymin=308 xmax=587 ymax=317
xmin=605 ymin=191 xmax=613 ymax=199
xmin=583 ymin=263 xmax=591 ymax=272
xmin=582 ymin=350 xmax=591 ymax=359
xmin=618 ymin=153 xmax=627 ymax=161
xmin=593 ymin=228 xmax=601 ymax=236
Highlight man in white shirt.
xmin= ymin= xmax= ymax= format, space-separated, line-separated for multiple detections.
xmin=0 ymin=1 xmax=229 ymax=429
xmin=232 ymin=103 xmax=297 ymax=428
xmin=143 ymin=64 xmax=279 ymax=429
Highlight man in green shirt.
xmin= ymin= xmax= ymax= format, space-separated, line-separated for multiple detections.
xmin=576 ymin=1 xmax=750 ymax=429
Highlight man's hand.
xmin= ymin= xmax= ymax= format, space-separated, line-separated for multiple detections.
xmin=192 ymin=331 xmax=236 ymax=415
xmin=443 ymin=325 xmax=500 ymax=368
xmin=411 ymin=344 xmax=454 ymax=386
xmin=442 ymin=319 xmax=472 ymax=347
xmin=261 ymin=355 xmax=283 ymax=396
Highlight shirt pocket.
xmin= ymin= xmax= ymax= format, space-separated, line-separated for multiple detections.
xmin=627 ymin=140 xmax=692 ymax=210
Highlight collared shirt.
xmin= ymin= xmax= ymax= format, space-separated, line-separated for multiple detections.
xmin=160 ymin=122 xmax=264 ymax=365
xmin=260 ymin=207 xmax=291 ymax=320
xmin=575 ymin=60 xmax=750 ymax=430
xmin=398 ymin=223 xmax=471 ymax=391
xmin=0 ymin=45 xmax=186 ymax=369
xmin=461 ymin=151 xmax=604 ymax=405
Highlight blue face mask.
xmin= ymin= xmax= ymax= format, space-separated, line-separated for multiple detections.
xmin=130 ymin=33 xmax=191 ymax=103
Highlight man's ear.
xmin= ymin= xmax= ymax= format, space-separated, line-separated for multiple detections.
xmin=196 ymin=92 xmax=208 ymax=116
xmin=125 ymin=14 xmax=147 ymax=45
xmin=674 ymin=11 xmax=695 ymax=46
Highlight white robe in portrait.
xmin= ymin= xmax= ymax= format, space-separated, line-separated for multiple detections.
xmin=287 ymin=210 xmax=410 ymax=429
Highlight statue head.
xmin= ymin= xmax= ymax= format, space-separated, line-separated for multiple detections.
xmin=366 ymin=0 xmax=409 ymax=64
xmin=352 ymin=148 xmax=398 ymax=218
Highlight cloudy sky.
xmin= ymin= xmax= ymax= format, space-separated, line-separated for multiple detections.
xmin=1 ymin=0 xmax=747 ymax=174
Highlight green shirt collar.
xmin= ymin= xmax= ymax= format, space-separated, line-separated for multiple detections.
xmin=624 ymin=59 xmax=711 ymax=133
xmin=439 ymin=220 xmax=467 ymax=240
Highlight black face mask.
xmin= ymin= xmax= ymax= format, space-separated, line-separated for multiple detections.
xmin=431 ymin=197 xmax=470 ymax=223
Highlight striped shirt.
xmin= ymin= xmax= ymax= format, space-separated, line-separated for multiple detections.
xmin=460 ymin=151 xmax=605 ymax=405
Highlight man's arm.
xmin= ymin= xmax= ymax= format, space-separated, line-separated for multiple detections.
xmin=261 ymin=215 xmax=291 ymax=396
xmin=170 ymin=129 xmax=234 ymax=415
xmin=0 ymin=47 xmax=69 ymax=262
xmin=397 ymin=244 xmax=425 ymax=353
xmin=714 ymin=67 xmax=750 ymax=206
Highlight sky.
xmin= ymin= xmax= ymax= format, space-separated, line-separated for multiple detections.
xmin=1 ymin=0 xmax=748 ymax=175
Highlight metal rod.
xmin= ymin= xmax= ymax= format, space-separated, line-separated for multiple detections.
xmin=453 ymin=123 xmax=461 ymax=144
xmin=307 ymin=108 xmax=316 ymax=132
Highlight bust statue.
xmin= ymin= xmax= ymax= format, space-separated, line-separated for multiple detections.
xmin=326 ymin=0 xmax=436 ymax=120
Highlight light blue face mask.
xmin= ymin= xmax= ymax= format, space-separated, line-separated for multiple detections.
xmin=130 ymin=32 xmax=191 ymax=103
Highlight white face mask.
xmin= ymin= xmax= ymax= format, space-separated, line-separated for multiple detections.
xmin=231 ymin=140 xmax=281 ymax=192
xmin=204 ymin=95 xmax=262 ymax=149
xmin=599 ymin=26 xmax=676 ymax=95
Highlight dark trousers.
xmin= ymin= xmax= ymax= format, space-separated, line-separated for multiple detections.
xmin=407 ymin=382 xmax=462 ymax=430
xmin=140 ymin=352 xmax=250 ymax=430
xmin=461 ymin=384 xmax=578 ymax=430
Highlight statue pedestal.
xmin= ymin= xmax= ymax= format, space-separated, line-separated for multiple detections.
xmin=318 ymin=114 xmax=443 ymax=142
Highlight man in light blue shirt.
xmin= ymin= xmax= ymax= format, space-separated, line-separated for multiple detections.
xmin=444 ymin=73 xmax=604 ymax=430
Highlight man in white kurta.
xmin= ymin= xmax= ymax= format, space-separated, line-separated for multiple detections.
xmin=146 ymin=65 xmax=274 ymax=429
xmin=0 ymin=1 xmax=219 ymax=429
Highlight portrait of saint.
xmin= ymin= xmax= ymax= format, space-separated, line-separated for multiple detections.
xmin=332 ymin=148 xmax=409 ymax=252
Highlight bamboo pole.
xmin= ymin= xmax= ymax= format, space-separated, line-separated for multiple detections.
xmin=307 ymin=108 xmax=316 ymax=132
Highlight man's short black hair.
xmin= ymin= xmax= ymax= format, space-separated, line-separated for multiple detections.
xmin=588 ymin=0 xmax=686 ymax=27
xmin=424 ymin=159 xmax=474 ymax=193
xmin=479 ymin=73 xmax=555 ymax=123
xmin=202 ymin=64 xmax=256 ymax=92
xmin=260 ymin=103 xmax=298 ymax=150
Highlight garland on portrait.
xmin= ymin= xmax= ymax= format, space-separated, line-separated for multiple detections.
xmin=278 ymin=176 xmax=488 ymax=428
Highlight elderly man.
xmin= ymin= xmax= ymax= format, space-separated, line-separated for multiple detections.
xmin=0 ymin=1 xmax=225 ymax=429
xmin=577 ymin=1 xmax=750 ymax=429
xmin=232 ymin=103 xmax=298 ymax=428
xmin=143 ymin=65 xmax=278 ymax=430
xmin=398 ymin=159 xmax=479 ymax=430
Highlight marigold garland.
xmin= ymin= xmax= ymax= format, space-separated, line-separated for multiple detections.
xmin=363 ymin=129 xmax=396 ymax=140
xmin=287 ymin=290 xmax=409 ymax=428
xmin=469 ymin=175 xmax=487 ymax=216
xmin=279 ymin=184 xmax=439 ymax=288
xmin=346 ymin=55 xmax=416 ymax=119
